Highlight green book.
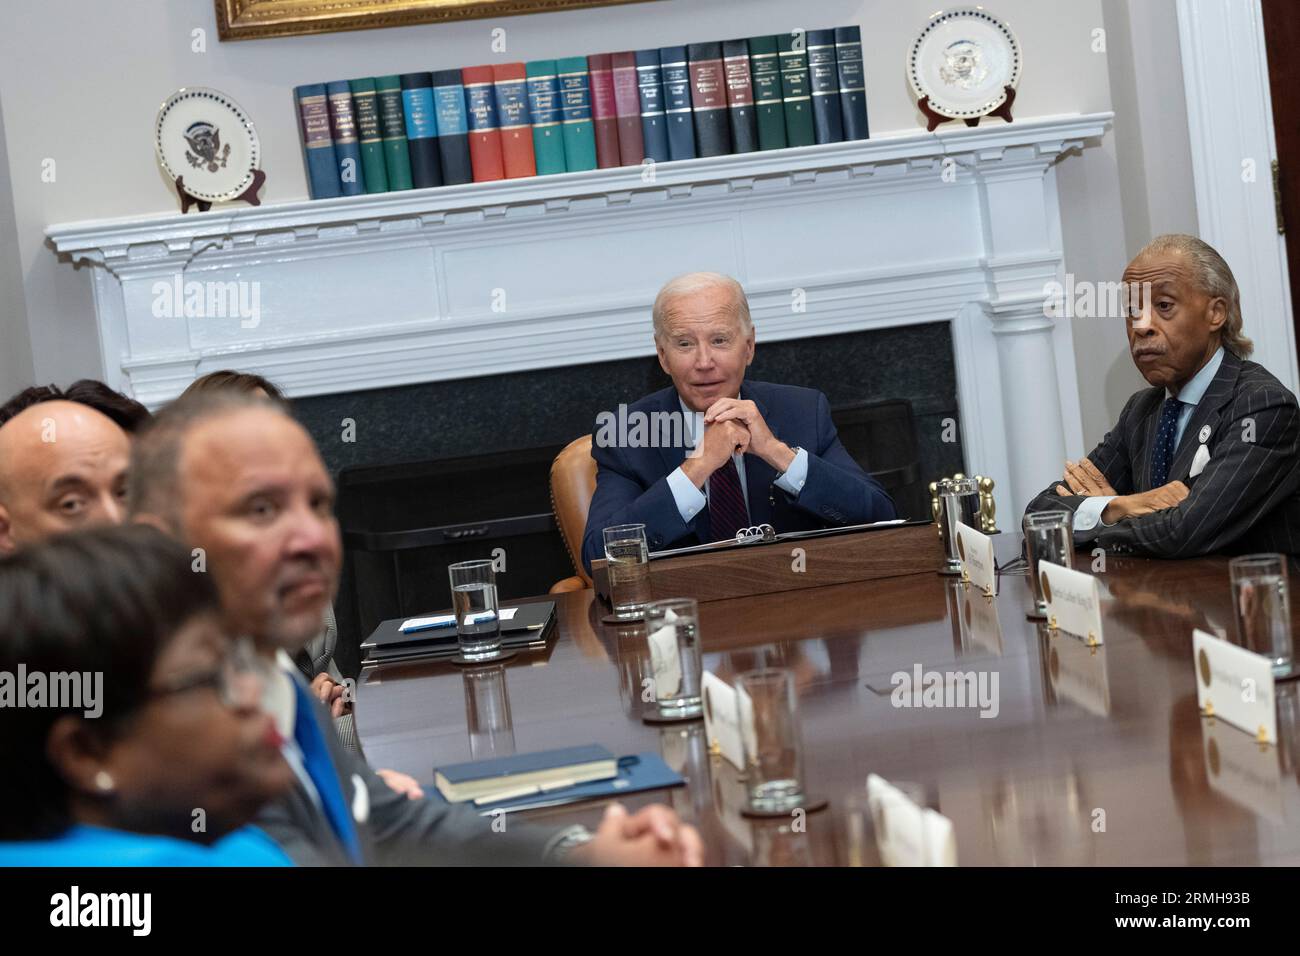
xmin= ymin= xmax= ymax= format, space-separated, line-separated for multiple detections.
xmin=556 ymin=55 xmax=597 ymax=172
xmin=526 ymin=59 xmax=567 ymax=175
xmin=748 ymin=36 xmax=787 ymax=150
xmin=777 ymin=32 xmax=814 ymax=148
xmin=349 ymin=78 xmax=389 ymax=193
xmin=375 ymin=74 xmax=414 ymax=190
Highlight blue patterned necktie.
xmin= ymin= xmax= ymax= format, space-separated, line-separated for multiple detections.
xmin=708 ymin=457 xmax=750 ymax=542
xmin=1150 ymin=397 xmax=1184 ymax=487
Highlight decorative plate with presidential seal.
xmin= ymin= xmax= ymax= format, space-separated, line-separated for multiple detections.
xmin=155 ymin=87 xmax=260 ymax=203
xmin=908 ymin=8 xmax=1021 ymax=121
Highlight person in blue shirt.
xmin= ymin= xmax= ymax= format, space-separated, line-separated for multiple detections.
xmin=0 ymin=524 xmax=296 ymax=866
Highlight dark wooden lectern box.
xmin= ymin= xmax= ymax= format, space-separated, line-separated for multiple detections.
xmin=592 ymin=522 xmax=943 ymax=605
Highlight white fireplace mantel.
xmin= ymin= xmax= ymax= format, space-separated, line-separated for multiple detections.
xmin=47 ymin=111 xmax=1112 ymax=517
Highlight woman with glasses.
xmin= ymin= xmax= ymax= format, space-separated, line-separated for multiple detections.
xmin=0 ymin=524 xmax=296 ymax=865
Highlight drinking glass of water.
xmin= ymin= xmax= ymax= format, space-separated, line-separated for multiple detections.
xmin=448 ymin=559 xmax=503 ymax=662
xmin=1229 ymin=553 xmax=1294 ymax=677
xmin=735 ymin=668 xmax=806 ymax=813
xmin=604 ymin=523 xmax=651 ymax=620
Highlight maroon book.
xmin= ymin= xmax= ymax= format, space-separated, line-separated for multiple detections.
xmin=587 ymin=53 xmax=621 ymax=168
xmin=686 ymin=42 xmax=731 ymax=156
xmin=610 ymin=51 xmax=646 ymax=165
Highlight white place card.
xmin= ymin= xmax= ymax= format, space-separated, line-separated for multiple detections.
xmin=955 ymin=520 xmax=996 ymax=594
xmin=1193 ymin=628 xmax=1277 ymax=745
xmin=702 ymin=671 xmax=745 ymax=769
xmin=1039 ymin=561 xmax=1104 ymax=644
xmin=647 ymin=618 xmax=682 ymax=699
xmin=866 ymin=774 xmax=957 ymax=867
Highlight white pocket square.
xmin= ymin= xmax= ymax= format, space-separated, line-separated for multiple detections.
xmin=1189 ymin=443 xmax=1211 ymax=478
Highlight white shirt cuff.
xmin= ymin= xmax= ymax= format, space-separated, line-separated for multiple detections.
xmin=773 ymin=447 xmax=809 ymax=497
xmin=1073 ymin=495 xmax=1117 ymax=532
xmin=667 ymin=466 xmax=707 ymax=524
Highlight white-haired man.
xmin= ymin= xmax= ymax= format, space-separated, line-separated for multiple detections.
xmin=581 ymin=272 xmax=896 ymax=571
xmin=1025 ymin=234 xmax=1300 ymax=557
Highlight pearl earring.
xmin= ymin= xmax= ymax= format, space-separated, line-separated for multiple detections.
xmin=94 ymin=771 xmax=115 ymax=793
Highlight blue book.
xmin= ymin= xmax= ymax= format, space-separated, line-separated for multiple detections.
xmin=635 ymin=49 xmax=670 ymax=162
xmin=430 ymin=69 xmax=473 ymax=185
xmin=326 ymin=80 xmax=366 ymax=195
xmin=807 ymin=28 xmax=844 ymax=144
xmin=835 ymin=25 xmax=870 ymax=140
xmin=399 ymin=72 xmax=443 ymax=188
xmin=435 ymin=744 xmax=616 ymax=802
xmin=556 ymin=55 xmax=597 ymax=172
xmin=659 ymin=45 xmax=697 ymax=161
xmin=526 ymin=59 xmax=567 ymax=174
xmin=434 ymin=752 xmax=685 ymax=814
xmin=294 ymin=84 xmax=341 ymax=199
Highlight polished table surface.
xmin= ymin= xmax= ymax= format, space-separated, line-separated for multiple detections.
xmin=358 ymin=534 xmax=1300 ymax=865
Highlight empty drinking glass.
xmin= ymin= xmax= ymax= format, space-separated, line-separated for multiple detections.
xmin=643 ymin=598 xmax=704 ymax=718
xmin=938 ymin=477 xmax=981 ymax=574
xmin=1229 ymin=553 xmax=1294 ymax=676
xmin=1023 ymin=511 xmax=1074 ymax=618
xmin=735 ymin=668 xmax=805 ymax=812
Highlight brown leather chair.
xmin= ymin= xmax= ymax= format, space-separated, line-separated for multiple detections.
xmin=549 ymin=435 xmax=597 ymax=592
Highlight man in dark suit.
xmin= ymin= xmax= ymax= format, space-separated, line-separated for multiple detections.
xmin=581 ymin=272 xmax=896 ymax=573
xmin=1024 ymin=234 xmax=1300 ymax=557
xmin=130 ymin=392 xmax=704 ymax=866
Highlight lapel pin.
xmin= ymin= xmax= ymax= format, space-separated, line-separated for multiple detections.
xmin=1199 ymin=425 xmax=1211 ymax=443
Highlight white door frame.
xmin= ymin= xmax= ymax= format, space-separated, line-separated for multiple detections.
xmin=1177 ymin=0 xmax=1298 ymax=392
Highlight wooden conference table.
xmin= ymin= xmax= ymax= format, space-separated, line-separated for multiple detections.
xmin=358 ymin=525 xmax=1300 ymax=866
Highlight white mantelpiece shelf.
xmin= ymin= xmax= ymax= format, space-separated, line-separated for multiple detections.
xmin=47 ymin=111 xmax=1113 ymax=518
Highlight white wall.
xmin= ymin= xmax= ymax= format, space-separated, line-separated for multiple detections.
xmin=0 ymin=0 xmax=1190 ymax=455
xmin=0 ymin=94 xmax=34 ymax=394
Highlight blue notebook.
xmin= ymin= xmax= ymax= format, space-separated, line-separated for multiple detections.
xmin=432 ymin=752 xmax=684 ymax=814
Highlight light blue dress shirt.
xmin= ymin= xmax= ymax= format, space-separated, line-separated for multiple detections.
xmin=665 ymin=395 xmax=809 ymax=525
xmin=1075 ymin=346 xmax=1224 ymax=532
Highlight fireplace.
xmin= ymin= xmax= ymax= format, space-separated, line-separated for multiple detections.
xmin=294 ymin=322 xmax=962 ymax=675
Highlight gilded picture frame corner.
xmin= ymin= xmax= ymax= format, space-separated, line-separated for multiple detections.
xmin=215 ymin=0 xmax=660 ymax=42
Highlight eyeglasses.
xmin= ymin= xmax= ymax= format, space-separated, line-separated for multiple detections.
xmin=148 ymin=637 xmax=271 ymax=710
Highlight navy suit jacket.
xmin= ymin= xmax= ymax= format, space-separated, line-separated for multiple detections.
xmin=581 ymin=380 xmax=896 ymax=573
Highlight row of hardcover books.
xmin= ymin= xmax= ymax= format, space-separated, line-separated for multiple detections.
xmin=294 ymin=26 xmax=869 ymax=199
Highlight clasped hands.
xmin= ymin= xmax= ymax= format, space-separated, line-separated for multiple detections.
xmin=680 ymin=398 xmax=795 ymax=488
xmin=1054 ymin=457 xmax=1188 ymax=522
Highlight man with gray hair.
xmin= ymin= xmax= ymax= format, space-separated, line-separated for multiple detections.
xmin=581 ymin=271 xmax=896 ymax=571
xmin=130 ymin=391 xmax=704 ymax=866
xmin=1025 ymin=234 xmax=1300 ymax=557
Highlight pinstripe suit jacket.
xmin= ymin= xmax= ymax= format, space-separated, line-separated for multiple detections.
xmin=1025 ymin=349 xmax=1300 ymax=558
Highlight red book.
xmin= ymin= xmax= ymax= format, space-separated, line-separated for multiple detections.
xmin=587 ymin=53 xmax=621 ymax=169
xmin=610 ymin=51 xmax=645 ymax=166
xmin=492 ymin=63 xmax=537 ymax=178
xmin=462 ymin=64 xmax=505 ymax=182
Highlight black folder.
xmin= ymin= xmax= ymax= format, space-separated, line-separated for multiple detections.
xmin=361 ymin=600 xmax=556 ymax=664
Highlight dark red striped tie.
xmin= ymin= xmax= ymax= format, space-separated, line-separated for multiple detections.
xmin=708 ymin=457 xmax=750 ymax=542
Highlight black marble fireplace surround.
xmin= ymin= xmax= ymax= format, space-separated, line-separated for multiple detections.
xmin=293 ymin=322 xmax=964 ymax=675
